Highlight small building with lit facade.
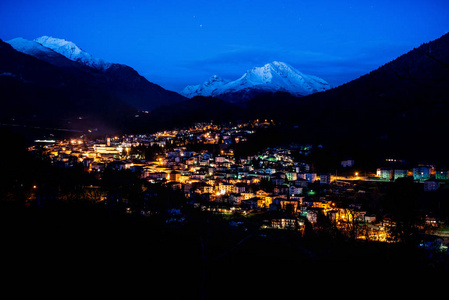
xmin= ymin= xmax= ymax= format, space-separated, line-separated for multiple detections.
xmin=393 ymin=169 xmax=408 ymax=180
xmin=271 ymin=217 xmax=297 ymax=229
xmin=364 ymin=214 xmax=377 ymax=223
xmin=256 ymin=190 xmax=273 ymax=207
xmin=298 ymin=173 xmax=317 ymax=183
xmin=215 ymin=156 xmax=226 ymax=163
xmin=320 ymin=174 xmax=332 ymax=185
xmin=285 ymin=172 xmax=297 ymax=181
xmin=169 ymin=170 xmax=181 ymax=182
xmin=377 ymin=168 xmax=393 ymax=180
xmin=218 ymin=183 xmax=234 ymax=195
xmin=413 ymin=166 xmax=431 ymax=181
xmin=436 ymin=169 xmax=449 ymax=180
xmin=289 ymin=185 xmax=303 ymax=196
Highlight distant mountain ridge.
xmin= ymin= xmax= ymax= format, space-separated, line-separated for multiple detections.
xmin=181 ymin=61 xmax=330 ymax=102
xmin=34 ymin=36 xmax=112 ymax=71
xmin=6 ymin=36 xmax=186 ymax=110
xmin=7 ymin=37 xmax=99 ymax=73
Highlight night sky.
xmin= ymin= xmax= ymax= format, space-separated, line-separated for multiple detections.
xmin=1 ymin=0 xmax=448 ymax=92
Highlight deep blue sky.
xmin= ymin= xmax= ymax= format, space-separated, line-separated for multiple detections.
xmin=1 ymin=0 xmax=448 ymax=92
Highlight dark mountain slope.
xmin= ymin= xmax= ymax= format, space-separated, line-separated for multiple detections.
xmin=0 ymin=39 xmax=136 ymax=134
xmin=240 ymin=33 xmax=449 ymax=165
xmin=6 ymin=37 xmax=186 ymax=111
xmin=101 ymin=63 xmax=186 ymax=110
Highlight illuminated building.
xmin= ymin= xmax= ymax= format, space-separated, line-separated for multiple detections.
xmin=298 ymin=173 xmax=317 ymax=183
xmin=320 ymin=174 xmax=332 ymax=185
xmin=436 ymin=169 xmax=449 ymax=180
xmin=93 ymin=144 xmax=120 ymax=157
xmin=413 ymin=166 xmax=431 ymax=181
xmin=378 ymin=168 xmax=393 ymax=180
xmin=218 ymin=183 xmax=233 ymax=194
xmin=364 ymin=214 xmax=376 ymax=223
xmin=271 ymin=218 xmax=297 ymax=229
xmin=285 ymin=172 xmax=297 ymax=181
xmin=289 ymin=185 xmax=303 ymax=196
xmin=169 ymin=170 xmax=181 ymax=182
xmin=393 ymin=169 xmax=408 ymax=180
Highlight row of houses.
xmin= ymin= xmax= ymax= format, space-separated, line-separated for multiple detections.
xmin=376 ymin=164 xmax=448 ymax=191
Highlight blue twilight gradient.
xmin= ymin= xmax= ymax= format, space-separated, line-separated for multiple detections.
xmin=1 ymin=0 xmax=448 ymax=92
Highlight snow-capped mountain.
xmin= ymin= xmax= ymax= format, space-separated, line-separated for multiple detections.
xmin=8 ymin=37 xmax=60 ymax=57
xmin=7 ymin=37 xmax=87 ymax=69
xmin=34 ymin=36 xmax=112 ymax=71
xmin=181 ymin=61 xmax=330 ymax=102
xmin=6 ymin=36 xmax=186 ymax=110
xmin=181 ymin=75 xmax=230 ymax=98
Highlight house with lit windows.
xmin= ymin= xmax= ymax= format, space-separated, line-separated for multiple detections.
xmin=413 ymin=166 xmax=431 ymax=181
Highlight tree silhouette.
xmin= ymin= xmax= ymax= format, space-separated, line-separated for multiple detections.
xmin=383 ymin=177 xmax=420 ymax=244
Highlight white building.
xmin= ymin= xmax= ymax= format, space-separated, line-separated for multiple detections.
xmin=289 ymin=185 xmax=303 ymax=196
xmin=393 ymin=169 xmax=408 ymax=180
xmin=298 ymin=173 xmax=317 ymax=183
xmin=378 ymin=168 xmax=393 ymax=180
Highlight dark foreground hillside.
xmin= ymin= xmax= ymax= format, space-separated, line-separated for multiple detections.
xmin=2 ymin=191 xmax=447 ymax=299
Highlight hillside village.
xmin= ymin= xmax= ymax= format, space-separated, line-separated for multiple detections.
xmin=28 ymin=120 xmax=449 ymax=250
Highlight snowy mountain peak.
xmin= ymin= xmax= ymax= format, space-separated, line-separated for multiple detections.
xmin=6 ymin=37 xmax=79 ymax=67
xmin=208 ymin=74 xmax=226 ymax=82
xmin=7 ymin=37 xmax=50 ymax=54
xmin=204 ymin=75 xmax=229 ymax=86
xmin=181 ymin=75 xmax=229 ymax=98
xmin=181 ymin=61 xmax=331 ymax=101
xmin=34 ymin=36 xmax=111 ymax=70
